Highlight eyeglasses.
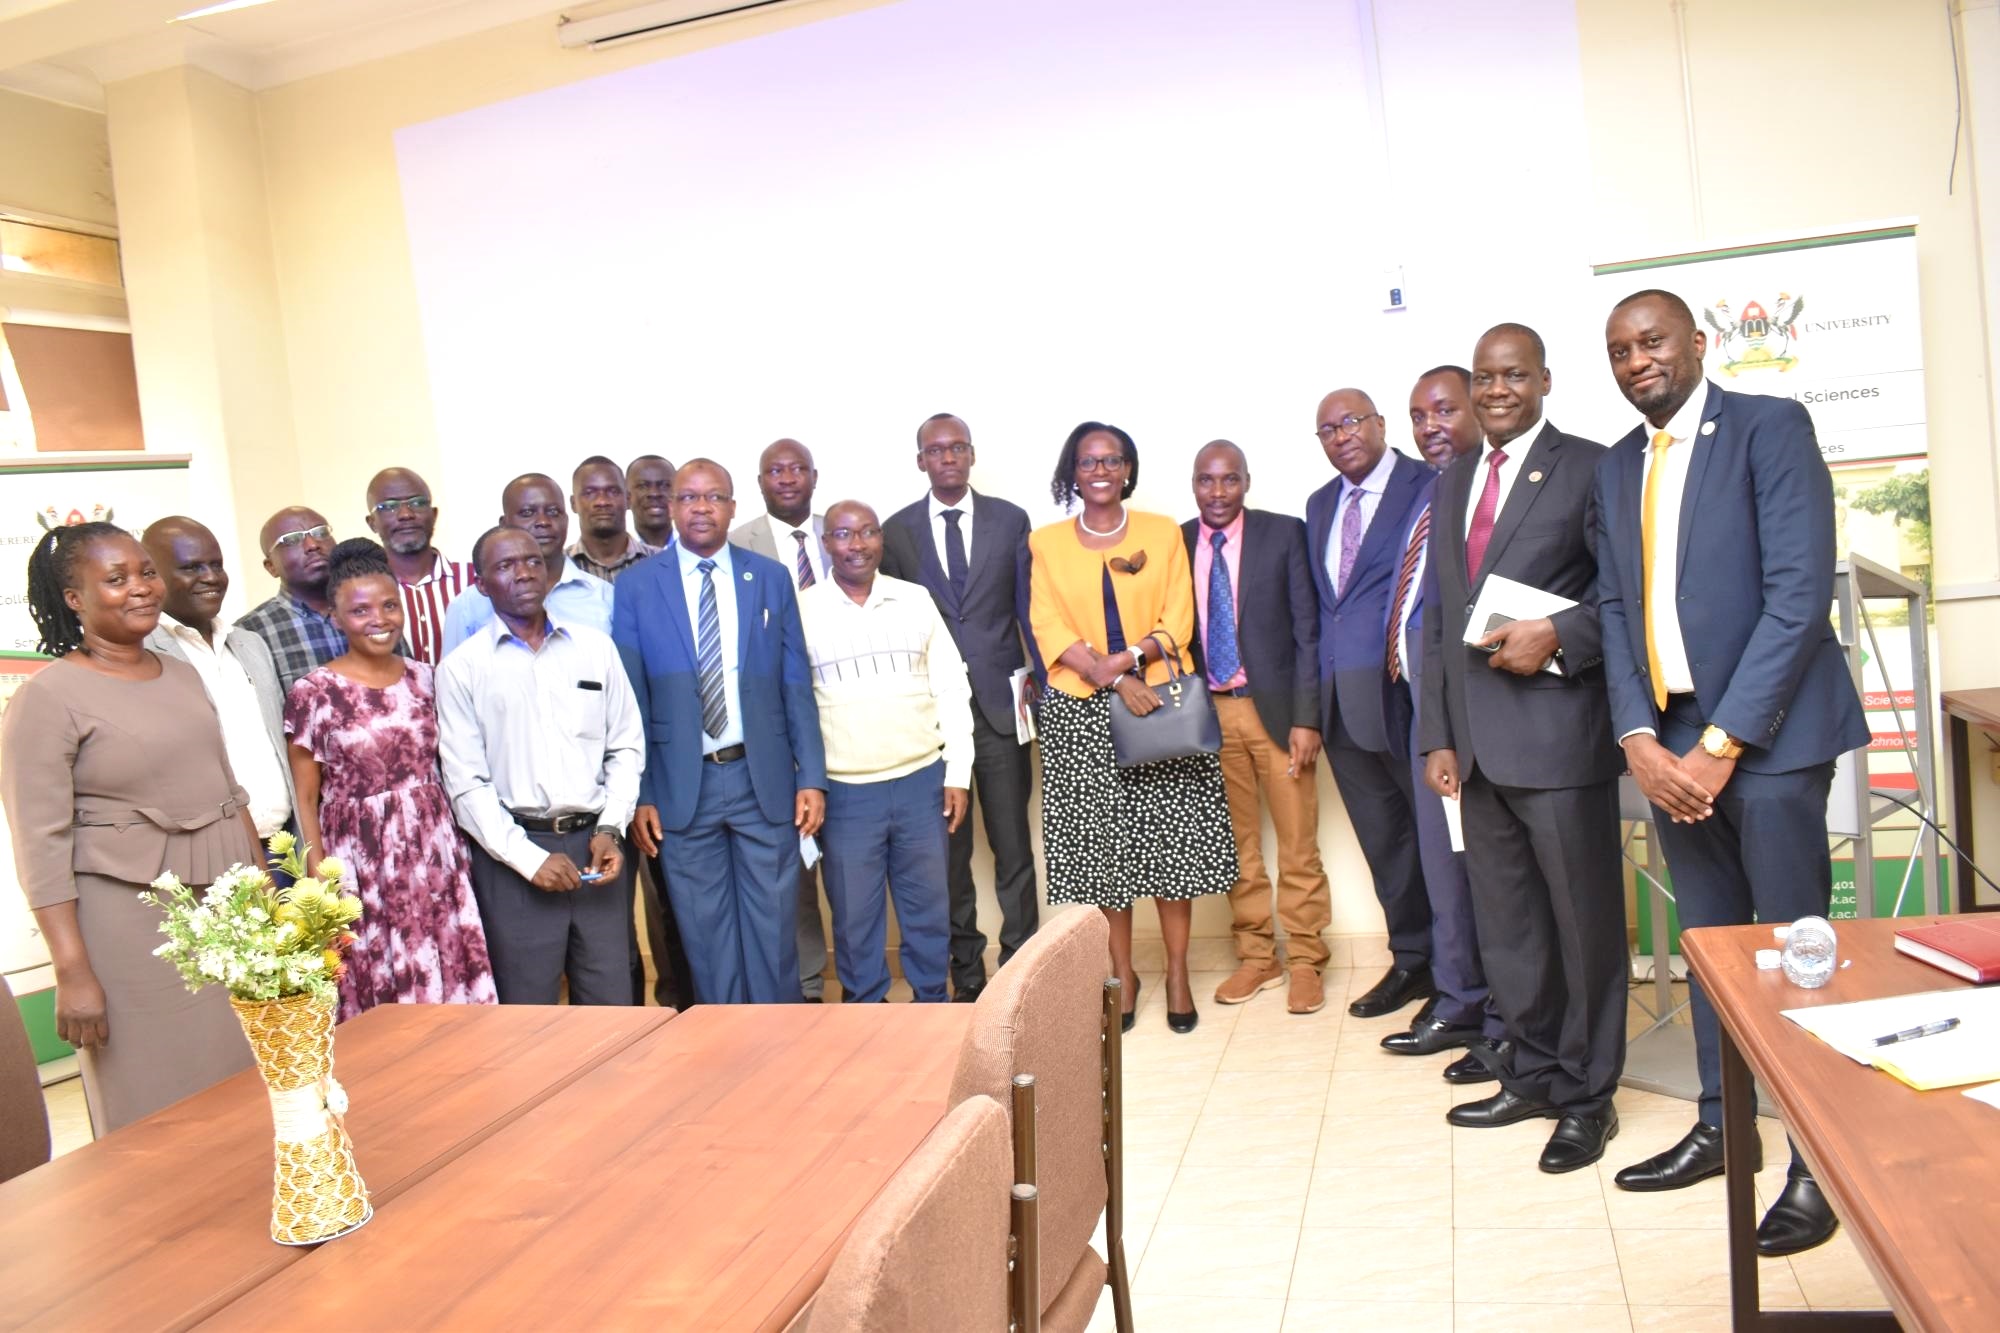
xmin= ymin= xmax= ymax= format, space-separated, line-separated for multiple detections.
xmin=827 ymin=525 xmax=882 ymax=542
xmin=673 ymin=491 xmax=733 ymax=507
xmin=370 ymin=495 xmax=432 ymax=515
xmin=920 ymin=442 xmax=971 ymax=460
xmin=267 ymin=524 xmax=331 ymax=554
xmin=1316 ymin=413 xmax=1381 ymax=441
xmin=1075 ymin=455 xmax=1130 ymax=475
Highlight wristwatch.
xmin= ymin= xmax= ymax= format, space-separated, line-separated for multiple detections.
xmin=593 ymin=825 xmax=622 ymax=842
xmin=1699 ymin=726 xmax=1745 ymax=760
xmin=1129 ymin=641 xmax=1147 ymax=673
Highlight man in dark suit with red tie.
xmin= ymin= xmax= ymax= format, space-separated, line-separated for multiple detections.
xmin=1420 ymin=323 xmax=1626 ymax=1173
xmin=1596 ymin=290 xmax=1868 ymax=1255
xmin=1305 ymin=390 xmax=1435 ymax=1020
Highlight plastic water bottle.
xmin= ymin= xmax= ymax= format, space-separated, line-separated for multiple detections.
xmin=1780 ymin=915 xmax=1838 ymax=989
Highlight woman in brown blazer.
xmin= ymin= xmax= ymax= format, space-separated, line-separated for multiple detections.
xmin=1 ymin=523 xmax=257 ymax=1135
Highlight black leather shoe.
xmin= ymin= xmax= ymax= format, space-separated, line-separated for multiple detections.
xmin=1442 ymin=1050 xmax=1498 ymax=1084
xmin=1613 ymin=1122 xmax=1761 ymax=1192
xmin=952 ymin=980 xmax=984 ymax=1003
xmin=1346 ymin=965 xmax=1435 ymax=1019
xmin=1120 ymin=977 xmax=1140 ymax=1034
xmin=1167 ymin=1007 xmax=1199 ymax=1034
xmin=1407 ymin=994 xmax=1441 ymax=1030
xmin=1540 ymin=1105 xmax=1619 ymax=1173
xmin=1446 ymin=1086 xmax=1561 ymax=1128
xmin=1757 ymin=1165 xmax=1839 ymax=1256
xmin=1381 ymin=1014 xmax=1483 ymax=1056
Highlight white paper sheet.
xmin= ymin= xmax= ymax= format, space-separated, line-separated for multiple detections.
xmin=1463 ymin=574 xmax=1578 ymax=676
xmin=799 ymin=834 xmax=821 ymax=870
xmin=1965 ymin=1082 xmax=2000 ymax=1112
xmin=1780 ymin=985 xmax=2000 ymax=1065
xmin=1443 ymin=792 xmax=1465 ymax=853
xmin=1010 ymin=666 xmax=1037 ymax=744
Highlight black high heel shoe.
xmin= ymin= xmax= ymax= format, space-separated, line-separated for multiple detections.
xmin=1166 ymin=978 xmax=1198 ymax=1033
xmin=1120 ymin=976 xmax=1140 ymax=1034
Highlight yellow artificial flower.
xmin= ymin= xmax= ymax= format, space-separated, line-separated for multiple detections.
xmin=334 ymin=895 xmax=364 ymax=924
xmin=266 ymin=830 xmax=297 ymax=856
xmin=315 ymin=855 xmax=348 ymax=885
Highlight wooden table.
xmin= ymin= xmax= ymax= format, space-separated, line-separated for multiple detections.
xmin=1942 ymin=687 xmax=2000 ymax=911
xmin=200 ymin=1003 xmax=973 ymax=1332
xmin=0 ymin=1003 xmax=671 ymax=1331
xmin=1683 ymin=918 xmax=1999 ymax=1332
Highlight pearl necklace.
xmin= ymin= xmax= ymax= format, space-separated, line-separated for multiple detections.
xmin=1077 ymin=507 xmax=1129 ymax=538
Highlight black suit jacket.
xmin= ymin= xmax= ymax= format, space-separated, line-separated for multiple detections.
xmin=1181 ymin=509 xmax=1320 ymax=749
xmin=1417 ymin=422 xmax=1619 ymax=789
xmin=881 ymin=491 xmax=1032 ymax=734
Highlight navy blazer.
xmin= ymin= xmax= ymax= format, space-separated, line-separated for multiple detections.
xmin=612 ymin=544 xmax=827 ymax=832
xmin=1594 ymin=382 xmax=1868 ymax=773
xmin=1181 ymin=508 xmax=1320 ymax=750
xmin=1304 ymin=450 xmax=1431 ymax=753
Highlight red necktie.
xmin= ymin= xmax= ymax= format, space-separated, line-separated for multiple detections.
xmin=1464 ymin=447 xmax=1509 ymax=581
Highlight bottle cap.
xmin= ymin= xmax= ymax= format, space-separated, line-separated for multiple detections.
xmin=1755 ymin=949 xmax=1781 ymax=970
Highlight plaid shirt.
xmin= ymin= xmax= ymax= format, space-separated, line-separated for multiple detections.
xmin=396 ymin=552 xmax=471 ymax=665
xmin=235 ymin=593 xmax=346 ymax=697
xmin=565 ymin=535 xmax=663 ymax=585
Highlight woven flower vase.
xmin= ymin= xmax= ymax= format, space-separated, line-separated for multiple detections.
xmin=231 ymin=990 xmax=372 ymax=1246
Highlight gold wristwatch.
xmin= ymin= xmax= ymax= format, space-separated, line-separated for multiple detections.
xmin=1699 ymin=725 xmax=1744 ymax=760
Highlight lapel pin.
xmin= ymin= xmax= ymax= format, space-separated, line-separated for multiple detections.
xmin=743 ymin=570 xmax=753 ymax=581
xmin=1528 ymin=470 xmax=1544 ymax=483
xmin=1701 ymin=421 xmax=1716 ymax=436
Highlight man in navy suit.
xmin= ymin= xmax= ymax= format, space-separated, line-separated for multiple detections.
xmin=614 ymin=458 xmax=828 ymax=1004
xmin=879 ymin=413 xmax=1040 ymax=1001
xmin=1305 ymin=389 xmax=1434 ymax=1019
xmin=1597 ymin=290 xmax=1867 ymax=1255
xmin=1378 ymin=367 xmax=1509 ymax=1078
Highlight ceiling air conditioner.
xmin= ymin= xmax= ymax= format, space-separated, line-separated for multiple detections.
xmin=557 ymin=0 xmax=805 ymax=50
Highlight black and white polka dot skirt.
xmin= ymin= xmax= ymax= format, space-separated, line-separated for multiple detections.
xmin=1037 ymin=686 xmax=1238 ymax=911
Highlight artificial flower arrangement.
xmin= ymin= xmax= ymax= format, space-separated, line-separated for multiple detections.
xmin=143 ymin=831 xmax=374 ymax=1246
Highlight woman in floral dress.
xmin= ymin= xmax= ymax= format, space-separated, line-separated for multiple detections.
xmin=285 ymin=538 xmax=496 ymax=1019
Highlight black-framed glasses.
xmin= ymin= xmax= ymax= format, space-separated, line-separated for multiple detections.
xmin=920 ymin=442 xmax=971 ymax=460
xmin=826 ymin=524 xmax=883 ymax=542
xmin=1075 ymin=455 xmax=1129 ymax=475
xmin=673 ymin=491 xmax=733 ymax=507
xmin=371 ymin=495 xmax=433 ymax=515
xmin=1316 ymin=413 xmax=1381 ymax=441
xmin=267 ymin=524 xmax=331 ymax=554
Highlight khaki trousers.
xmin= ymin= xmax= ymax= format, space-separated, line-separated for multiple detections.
xmin=1214 ymin=694 xmax=1331 ymax=969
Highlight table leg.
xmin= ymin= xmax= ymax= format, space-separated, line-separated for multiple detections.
xmin=1949 ymin=713 xmax=1975 ymax=912
xmin=1720 ymin=1012 xmax=1763 ymax=1327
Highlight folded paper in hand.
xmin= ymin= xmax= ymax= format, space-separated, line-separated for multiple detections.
xmin=1463 ymin=574 xmax=1576 ymax=676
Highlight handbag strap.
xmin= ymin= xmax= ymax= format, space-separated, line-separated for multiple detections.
xmin=1146 ymin=630 xmax=1184 ymax=685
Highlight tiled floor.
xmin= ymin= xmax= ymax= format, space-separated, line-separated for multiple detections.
xmin=1077 ymin=959 xmax=1890 ymax=1332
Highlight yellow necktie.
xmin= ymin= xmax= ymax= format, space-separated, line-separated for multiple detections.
xmin=1642 ymin=430 xmax=1674 ymax=710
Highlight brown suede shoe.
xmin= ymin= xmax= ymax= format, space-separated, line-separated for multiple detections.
xmin=1288 ymin=967 xmax=1326 ymax=1015
xmin=1214 ymin=960 xmax=1284 ymax=1004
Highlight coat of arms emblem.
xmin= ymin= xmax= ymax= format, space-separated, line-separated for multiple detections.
xmin=1703 ymin=294 xmax=1804 ymax=375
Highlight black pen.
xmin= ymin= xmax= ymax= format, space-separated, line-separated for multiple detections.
xmin=1872 ymin=1017 xmax=1960 ymax=1047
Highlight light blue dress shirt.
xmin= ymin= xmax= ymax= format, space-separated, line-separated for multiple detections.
xmin=439 ymin=555 xmax=615 ymax=658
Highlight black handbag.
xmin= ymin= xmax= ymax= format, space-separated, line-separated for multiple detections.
xmin=1106 ymin=632 xmax=1222 ymax=767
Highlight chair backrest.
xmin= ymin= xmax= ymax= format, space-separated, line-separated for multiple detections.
xmin=948 ymin=907 xmax=1110 ymax=1314
xmin=808 ymin=1094 xmax=1013 ymax=1333
xmin=0 ymin=972 xmax=53 ymax=1183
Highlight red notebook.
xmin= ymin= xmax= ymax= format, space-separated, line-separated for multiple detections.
xmin=1894 ymin=917 xmax=2000 ymax=984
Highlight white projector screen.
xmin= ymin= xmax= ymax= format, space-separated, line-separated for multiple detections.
xmin=394 ymin=0 xmax=1603 ymax=547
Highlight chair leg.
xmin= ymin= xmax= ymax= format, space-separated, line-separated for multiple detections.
xmin=1101 ymin=978 xmax=1133 ymax=1333
xmin=1010 ymin=1183 xmax=1041 ymax=1333
xmin=1011 ymin=1073 xmax=1039 ymax=1190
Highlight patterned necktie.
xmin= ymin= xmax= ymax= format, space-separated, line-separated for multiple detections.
xmin=1464 ymin=446 xmax=1509 ymax=581
xmin=941 ymin=509 xmax=969 ymax=599
xmin=1385 ymin=502 xmax=1431 ymax=683
xmin=1335 ymin=489 xmax=1364 ymax=594
xmin=792 ymin=529 xmax=817 ymax=589
xmin=1205 ymin=530 xmax=1241 ymax=685
xmin=696 ymin=558 xmax=728 ymax=739
xmin=1642 ymin=430 xmax=1675 ymax=709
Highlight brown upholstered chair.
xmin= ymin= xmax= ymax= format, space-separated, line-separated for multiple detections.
xmin=1 ymin=972 xmax=54 ymax=1183
xmin=807 ymin=1094 xmax=1016 ymax=1332
xmin=949 ymin=907 xmax=1129 ymax=1333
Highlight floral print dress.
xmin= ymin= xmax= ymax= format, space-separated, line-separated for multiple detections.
xmin=285 ymin=660 xmax=497 ymax=1020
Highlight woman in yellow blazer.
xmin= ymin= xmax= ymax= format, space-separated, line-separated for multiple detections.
xmin=1028 ymin=422 xmax=1237 ymax=1034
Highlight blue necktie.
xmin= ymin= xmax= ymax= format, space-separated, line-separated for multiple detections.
xmin=1206 ymin=530 xmax=1241 ymax=685
xmin=696 ymin=559 xmax=728 ymax=739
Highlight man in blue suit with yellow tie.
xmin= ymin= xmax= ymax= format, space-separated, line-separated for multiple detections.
xmin=1595 ymin=290 xmax=1867 ymax=1255
xmin=614 ymin=457 xmax=827 ymax=1004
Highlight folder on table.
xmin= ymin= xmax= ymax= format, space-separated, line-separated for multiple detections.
xmin=1782 ymin=985 xmax=2000 ymax=1089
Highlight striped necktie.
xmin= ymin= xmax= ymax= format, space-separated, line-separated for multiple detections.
xmin=792 ymin=529 xmax=817 ymax=589
xmin=1386 ymin=502 xmax=1430 ymax=683
xmin=1642 ymin=430 xmax=1675 ymax=710
xmin=696 ymin=558 xmax=728 ymax=739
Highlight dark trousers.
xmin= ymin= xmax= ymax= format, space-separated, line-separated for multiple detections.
xmin=821 ymin=762 xmax=952 ymax=1003
xmin=798 ymin=864 xmax=828 ymax=999
xmin=948 ymin=707 xmax=1040 ymax=991
xmin=1654 ymin=740 xmax=1836 ymax=1129
xmin=636 ymin=853 xmax=694 ymax=1007
xmin=467 ymin=826 xmax=636 ymax=1006
xmin=659 ymin=755 xmax=803 ymax=1004
xmin=1461 ymin=773 xmax=1626 ymax=1113
xmin=1326 ymin=715 xmax=1432 ymax=969
xmin=1408 ymin=700 xmax=1502 ymax=1038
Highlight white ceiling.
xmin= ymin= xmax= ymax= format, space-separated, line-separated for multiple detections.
xmin=0 ymin=0 xmax=583 ymax=108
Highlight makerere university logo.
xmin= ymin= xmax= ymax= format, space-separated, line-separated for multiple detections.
xmin=1703 ymin=294 xmax=1806 ymax=375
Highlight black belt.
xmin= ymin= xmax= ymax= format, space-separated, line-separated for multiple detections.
xmin=704 ymin=744 xmax=747 ymax=764
xmin=509 ymin=809 xmax=602 ymax=834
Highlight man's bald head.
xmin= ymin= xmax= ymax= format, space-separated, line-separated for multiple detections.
xmin=144 ymin=516 xmax=231 ymax=635
xmin=365 ymin=466 xmax=439 ymax=556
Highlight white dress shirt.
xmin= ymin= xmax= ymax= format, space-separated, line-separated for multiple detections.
xmin=928 ymin=491 xmax=974 ymax=571
xmin=1325 ymin=446 xmax=1398 ymax=593
xmin=677 ymin=541 xmax=745 ymax=753
xmin=750 ymin=514 xmax=828 ymax=593
xmin=1463 ymin=416 xmax=1542 ymax=542
xmin=164 ymin=622 xmax=292 ymax=836
xmin=798 ymin=575 xmax=974 ymax=788
xmin=435 ymin=615 xmax=643 ymax=879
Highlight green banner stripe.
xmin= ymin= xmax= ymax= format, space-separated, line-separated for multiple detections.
xmin=0 ymin=651 xmax=50 ymax=661
xmin=0 ymin=460 xmax=190 ymax=476
xmin=1592 ymin=225 xmax=1916 ymax=276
